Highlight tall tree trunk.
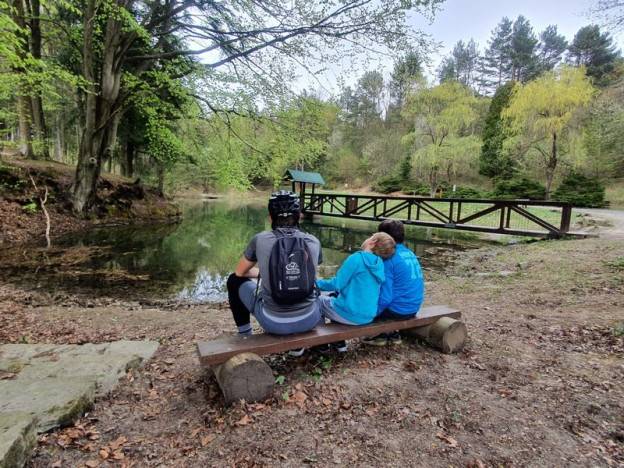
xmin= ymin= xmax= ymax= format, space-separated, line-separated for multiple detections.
xmin=16 ymin=95 xmax=34 ymax=158
xmin=53 ymin=113 xmax=64 ymax=161
xmin=27 ymin=0 xmax=49 ymax=159
xmin=545 ymin=132 xmax=557 ymax=200
xmin=11 ymin=0 xmax=34 ymax=158
xmin=71 ymin=3 xmax=124 ymax=214
xmin=156 ymin=162 xmax=165 ymax=196
xmin=120 ymin=140 xmax=135 ymax=177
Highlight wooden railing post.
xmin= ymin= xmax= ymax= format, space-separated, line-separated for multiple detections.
xmin=560 ymin=204 xmax=572 ymax=233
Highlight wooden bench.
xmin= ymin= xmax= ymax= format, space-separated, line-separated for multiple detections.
xmin=197 ymin=305 xmax=466 ymax=404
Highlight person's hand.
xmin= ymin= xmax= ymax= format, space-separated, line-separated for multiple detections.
xmin=361 ymin=235 xmax=377 ymax=252
xmin=244 ymin=267 xmax=260 ymax=278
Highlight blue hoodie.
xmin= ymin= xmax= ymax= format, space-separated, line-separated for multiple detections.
xmin=316 ymin=251 xmax=385 ymax=325
xmin=378 ymin=243 xmax=425 ymax=315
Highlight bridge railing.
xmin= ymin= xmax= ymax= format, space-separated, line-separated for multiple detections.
xmin=302 ymin=192 xmax=573 ymax=238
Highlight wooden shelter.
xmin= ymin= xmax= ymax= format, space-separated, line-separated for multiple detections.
xmin=283 ymin=169 xmax=325 ymax=198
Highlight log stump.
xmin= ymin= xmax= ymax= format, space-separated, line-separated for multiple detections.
xmin=406 ymin=317 xmax=467 ymax=354
xmin=213 ymin=352 xmax=274 ymax=405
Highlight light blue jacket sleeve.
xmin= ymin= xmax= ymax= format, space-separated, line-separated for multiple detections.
xmin=378 ymin=259 xmax=394 ymax=313
xmin=316 ymin=253 xmax=359 ymax=292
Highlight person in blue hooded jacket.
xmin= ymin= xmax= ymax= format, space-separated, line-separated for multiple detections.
xmin=315 ymin=232 xmax=395 ymax=351
xmin=363 ymin=220 xmax=425 ymax=347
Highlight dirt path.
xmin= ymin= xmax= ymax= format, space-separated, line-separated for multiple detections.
xmin=576 ymin=208 xmax=624 ymax=239
xmin=0 ymin=238 xmax=622 ymax=467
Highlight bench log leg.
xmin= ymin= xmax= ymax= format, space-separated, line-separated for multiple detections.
xmin=405 ymin=317 xmax=467 ymax=354
xmin=213 ymin=352 xmax=274 ymax=405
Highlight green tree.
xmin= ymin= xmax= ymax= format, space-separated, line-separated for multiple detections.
xmin=503 ymin=67 xmax=595 ymax=198
xmin=509 ymin=15 xmax=538 ymax=82
xmin=480 ymin=17 xmax=513 ymax=90
xmin=479 ymin=81 xmax=516 ymax=179
xmin=438 ymin=39 xmax=480 ymax=91
xmin=62 ymin=0 xmax=443 ymax=215
xmin=389 ymin=51 xmax=424 ymax=108
xmin=536 ymin=25 xmax=568 ymax=74
xmin=568 ymin=25 xmax=621 ymax=85
xmin=581 ymin=75 xmax=624 ymax=177
xmin=402 ymin=81 xmax=480 ymax=195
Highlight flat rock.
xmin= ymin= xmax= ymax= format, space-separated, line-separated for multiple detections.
xmin=0 ymin=377 xmax=96 ymax=432
xmin=0 ymin=340 xmax=159 ymax=396
xmin=0 ymin=340 xmax=158 ymax=467
xmin=0 ymin=412 xmax=37 ymax=468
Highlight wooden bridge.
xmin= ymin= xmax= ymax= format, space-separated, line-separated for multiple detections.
xmin=301 ymin=192 xmax=576 ymax=238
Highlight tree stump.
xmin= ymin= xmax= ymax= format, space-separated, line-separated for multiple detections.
xmin=406 ymin=317 xmax=467 ymax=354
xmin=212 ymin=352 xmax=274 ymax=405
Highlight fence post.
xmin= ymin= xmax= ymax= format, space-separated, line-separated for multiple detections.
xmin=560 ymin=205 xmax=572 ymax=233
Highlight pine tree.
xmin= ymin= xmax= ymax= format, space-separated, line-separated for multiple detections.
xmin=509 ymin=15 xmax=538 ymax=82
xmin=568 ymin=25 xmax=621 ymax=85
xmin=479 ymin=81 xmax=516 ymax=179
xmin=536 ymin=25 xmax=568 ymax=74
xmin=389 ymin=51 xmax=423 ymax=107
xmin=439 ymin=40 xmax=480 ymax=91
xmin=479 ymin=17 xmax=513 ymax=91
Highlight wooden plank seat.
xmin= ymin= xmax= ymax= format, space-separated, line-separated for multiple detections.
xmin=197 ymin=305 xmax=467 ymax=405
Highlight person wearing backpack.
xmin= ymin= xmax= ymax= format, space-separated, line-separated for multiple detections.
xmin=316 ymin=232 xmax=395 ymax=329
xmin=226 ymin=191 xmax=322 ymax=339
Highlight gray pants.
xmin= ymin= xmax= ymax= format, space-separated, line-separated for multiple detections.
xmin=317 ymin=295 xmax=358 ymax=325
xmin=238 ymin=281 xmax=323 ymax=335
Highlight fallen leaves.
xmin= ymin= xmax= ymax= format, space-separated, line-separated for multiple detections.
xmin=235 ymin=414 xmax=252 ymax=427
xmin=436 ymin=431 xmax=458 ymax=448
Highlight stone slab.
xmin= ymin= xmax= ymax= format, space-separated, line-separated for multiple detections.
xmin=0 ymin=412 xmax=37 ymax=468
xmin=0 ymin=377 xmax=96 ymax=432
xmin=0 ymin=340 xmax=158 ymax=467
xmin=0 ymin=340 xmax=159 ymax=396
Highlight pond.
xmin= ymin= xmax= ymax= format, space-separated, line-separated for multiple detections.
xmin=3 ymin=199 xmax=487 ymax=303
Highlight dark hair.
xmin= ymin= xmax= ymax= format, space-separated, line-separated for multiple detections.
xmin=272 ymin=213 xmax=300 ymax=230
xmin=378 ymin=219 xmax=405 ymax=243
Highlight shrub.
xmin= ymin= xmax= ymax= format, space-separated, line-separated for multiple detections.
xmin=447 ymin=186 xmax=490 ymax=199
xmin=372 ymin=175 xmax=403 ymax=194
xmin=552 ymin=172 xmax=607 ymax=208
xmin=401 ymin=182 xmax=430 ymax=196
xmin=493 ymin=177 xmax=546 ymax=200
xmin=22 ymin=201 xmax=38 ymax=214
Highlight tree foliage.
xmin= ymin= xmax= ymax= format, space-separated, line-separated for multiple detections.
xmin=568 ymin=25 xmax=621 ymax=85
xmin=403 ymin=81 xmax=480 ymax=195
xmin=479 ymin=81 xmax=516 ymax=179
xmin=502 ymin=67 xmax=595 ymax=197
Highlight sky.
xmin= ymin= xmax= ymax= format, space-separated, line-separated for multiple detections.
xmin=304 ymin=0 xmax=623 ymax=95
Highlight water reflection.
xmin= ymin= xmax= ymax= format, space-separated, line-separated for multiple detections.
xmin=41 ymin=199 xmax=482 ymax=303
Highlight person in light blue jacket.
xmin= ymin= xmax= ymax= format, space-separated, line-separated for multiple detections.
xmin=363 ymin=220 xmax=425 ymax=347
xmin=316 ymin=232 xmax=395 ymax=352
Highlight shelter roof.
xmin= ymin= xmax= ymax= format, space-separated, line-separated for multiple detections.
xmin=283 ymin=169 xmax=325 ymax=185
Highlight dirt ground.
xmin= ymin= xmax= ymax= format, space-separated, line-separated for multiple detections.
xmin=0 ymin=237 xmax=622 ymax=467
xmin=0 ymin=157 xmax=180 ymax=247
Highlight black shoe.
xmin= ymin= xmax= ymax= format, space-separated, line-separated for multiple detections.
xmin=388 ymin=331 xmax=402 ymax=345
xmin=312 ymin=344 xmax=331 ymax=354
xmin=331 ymin=340 xmax=348 ymax=353
xmin=362 ymin=333 xmax=388 ymax=347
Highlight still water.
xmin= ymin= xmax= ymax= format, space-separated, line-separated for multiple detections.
xmin=53 ymin=199 xmax=484 ymax=303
